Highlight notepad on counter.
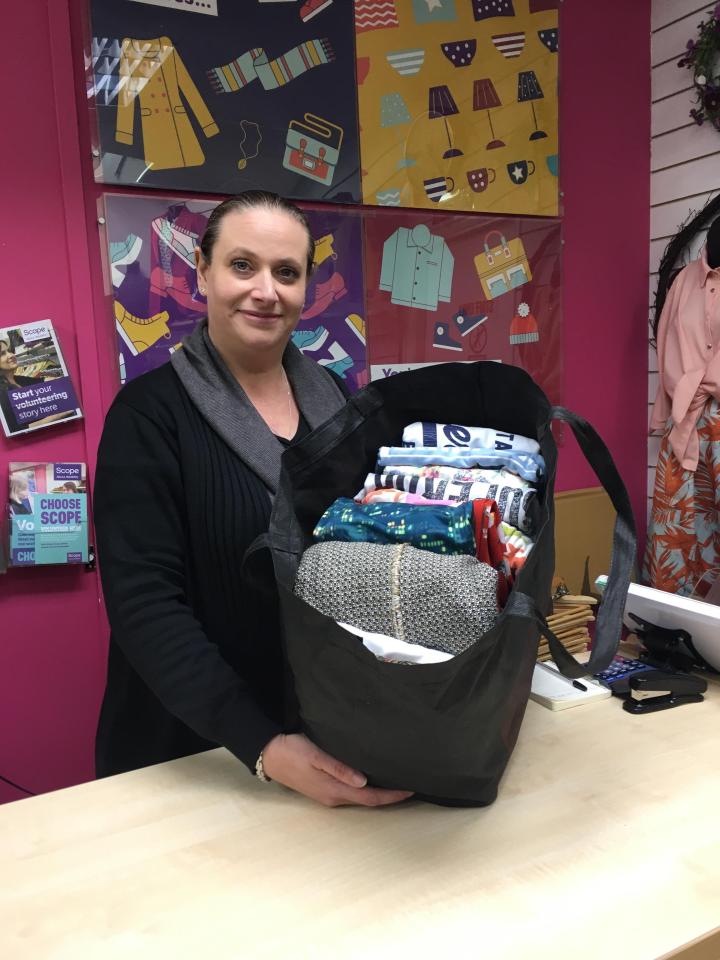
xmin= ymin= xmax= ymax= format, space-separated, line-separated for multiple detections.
xmin=530 ymin=661 xmax=611 ymax=711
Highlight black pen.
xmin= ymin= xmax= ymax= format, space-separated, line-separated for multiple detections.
xmin=572 ymin=679 xmax=588 ymax=691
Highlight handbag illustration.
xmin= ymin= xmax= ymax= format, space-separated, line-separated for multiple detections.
xmin=474 ymin=230 xmax=532 ymax=300
xmin=245 ymin=362 xmax=636 ymax=807
xmin=282 ymin=113 xmax=343 ymax=186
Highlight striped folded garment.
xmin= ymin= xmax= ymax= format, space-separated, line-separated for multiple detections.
xmin=371 ymin=462 xmax=532 ymax=491
xmin=359 ymin=472 xmax=539 ymax=534
xmin=377 ymin=445 xmax=545 ymax=483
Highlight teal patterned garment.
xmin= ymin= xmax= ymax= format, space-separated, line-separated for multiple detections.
xmin=313 ymin=497 xmax=476 ymax=555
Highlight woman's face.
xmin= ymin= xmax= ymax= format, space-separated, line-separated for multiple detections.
xmin=0 ymin=342 xmax=18 ymax=374
xmin=197 ymin=207 xmax=308 ymax=359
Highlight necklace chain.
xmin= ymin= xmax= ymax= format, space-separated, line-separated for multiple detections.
xmin=282 ymin=367 xmax=293 ymax=425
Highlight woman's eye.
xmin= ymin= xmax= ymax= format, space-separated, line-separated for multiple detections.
xmin=278 ymin=266 xmax=299 ymax=281
xmin=232 ymin=260 xmax=251 ymax=272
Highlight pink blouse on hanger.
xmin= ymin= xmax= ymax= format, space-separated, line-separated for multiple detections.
xmin=651 ymin=248 xmax=720 ymax=470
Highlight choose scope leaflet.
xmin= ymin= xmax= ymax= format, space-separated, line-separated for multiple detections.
xmin=8 ymin=462 xmax=89 ymax=566
xmin=0 ymin=319 xmax=82 ymax=438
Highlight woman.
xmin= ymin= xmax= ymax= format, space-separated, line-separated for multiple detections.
xmin=0 ymin=337 xmax=39 ymax=435
xmin=94 ymin=191 xmax=411 ymax=808
xmin=9 ymin=472 xmax=34 ymax=515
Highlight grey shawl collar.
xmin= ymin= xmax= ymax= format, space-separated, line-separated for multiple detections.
xmin=170 ymin=319 xmax=346 ymax=495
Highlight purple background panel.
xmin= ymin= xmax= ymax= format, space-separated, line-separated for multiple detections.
xmin=103 ymin=194 xmax=367 ymax=390
xmin=105 ymin=194 xmax=213 ymax=384
xmin=291 ymin=205 xmax=367 ymax=392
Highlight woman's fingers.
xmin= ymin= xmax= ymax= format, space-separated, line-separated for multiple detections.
xmin=261 ymin=733 xmax=414 ymax=807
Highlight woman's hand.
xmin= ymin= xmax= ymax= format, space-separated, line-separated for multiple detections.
xmin=260 ymin=733 xmax=414 ymax=808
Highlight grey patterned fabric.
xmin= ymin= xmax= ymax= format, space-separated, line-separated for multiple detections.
xmin=294 ymin=541 xmax=498 ymax=656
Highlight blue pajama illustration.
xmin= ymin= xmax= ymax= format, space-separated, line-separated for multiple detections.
xmin=379 ymin=224 xmax=454 ymax=311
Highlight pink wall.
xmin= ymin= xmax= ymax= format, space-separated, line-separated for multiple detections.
xmin=0 ymin=0 xmax=651 ymax=804
xmin=0 ymin=1 xmax=106 ymax=803
xmin=558 ymin=1 xmax=651 ymax=538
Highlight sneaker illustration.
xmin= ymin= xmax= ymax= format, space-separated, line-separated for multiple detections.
xmin=453 ymin=308 xmax=487 ymax=337
xmin=114 ymin=301 xmax=171 ymax=356
xmin=432 ymin=321 xmax=462 ymax=351
xmin=152 ymin=217 xmax=198 ymax=268
xmin=300 ymin=0 xmax=333 ymax=21
xmin=345 ymin=313 xmax=366 ymax=345
xmin=291 ymin=326 xmax=329 ymax=351
xmin=109 ymin=234 xmax=142 ymax=288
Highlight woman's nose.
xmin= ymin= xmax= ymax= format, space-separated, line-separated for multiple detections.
xmin=252 ymin=269 xmax=278 ymax=300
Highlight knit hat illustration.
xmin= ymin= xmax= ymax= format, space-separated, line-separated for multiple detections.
xmin=509 ymin=302 xmax=539 ymax=344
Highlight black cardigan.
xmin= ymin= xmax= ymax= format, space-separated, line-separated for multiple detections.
xmin=94 ymin=361 xmax=347 ymax=777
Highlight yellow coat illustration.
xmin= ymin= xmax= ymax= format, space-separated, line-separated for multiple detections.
xmin=116 ymin=37 xmax=219 ymax=171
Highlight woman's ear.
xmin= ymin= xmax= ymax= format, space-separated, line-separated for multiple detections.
xmin=195 ymin=249 xmax=208 ymax=296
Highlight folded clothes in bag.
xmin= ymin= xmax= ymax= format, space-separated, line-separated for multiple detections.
xmin=313 ymin=497 xmax=476 ymax=555
xmin=361 ymin=490 xmax=457 ymax=506
xmin=294 ymin=540 xmax=499 ymax=656
xmin=360 ymin=471 xmax=539 ymax=533
xmin=374 ymin=462 xmax=533 ymax=490
xmin=402 ymin=421 xmax=541 ymax=455
xmin=377 ymin=445 xmax=545 ymax=482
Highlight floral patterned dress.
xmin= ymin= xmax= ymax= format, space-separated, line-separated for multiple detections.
xmin=643 ymin=399 xmax=720 ymax=595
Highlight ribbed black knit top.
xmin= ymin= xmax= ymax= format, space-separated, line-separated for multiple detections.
xmin=94 ymin=361 xmax=332 ymax=778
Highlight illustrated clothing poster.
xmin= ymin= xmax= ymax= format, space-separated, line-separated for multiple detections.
xmin=364 ymin=207 xmax=562 ymax=404
xmin=102 ymin=194 xmax=368 ymax=390
xmin=89 ymin=0 xmax=360 ymax=202
xmin=355 ymin=0 xmax=559 ymax=215
xmin=290 ymin=205 xmax=368 ymax=393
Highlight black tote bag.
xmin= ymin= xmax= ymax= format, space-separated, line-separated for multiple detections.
xmin=260 ymin=362 xmax=636 ymax=806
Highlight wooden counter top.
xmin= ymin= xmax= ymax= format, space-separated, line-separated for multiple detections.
xmin=2 ymin=676 xmax=720 ymax=960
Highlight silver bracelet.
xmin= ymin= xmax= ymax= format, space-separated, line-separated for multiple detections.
xmin=255 ymin=751 xmax=271 ymax=783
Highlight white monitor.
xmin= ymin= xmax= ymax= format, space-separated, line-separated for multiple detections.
xmin=623 ymin=582 xmax=720 ymax=671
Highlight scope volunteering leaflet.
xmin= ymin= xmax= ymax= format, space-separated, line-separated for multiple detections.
xmin=0 ymin=319 xmax=82 ymax=438
xmin=8 ymin=462 xmax=89 ymax=566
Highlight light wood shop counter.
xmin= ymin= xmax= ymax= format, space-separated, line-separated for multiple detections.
xmin=2 ymin=675 xmax=720 ymax=960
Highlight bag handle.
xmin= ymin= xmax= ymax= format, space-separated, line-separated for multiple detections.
xmin=510 ymin=406 xmax=637 ymax=679
xmin=483 ymin=231 xmax=510 ymax=264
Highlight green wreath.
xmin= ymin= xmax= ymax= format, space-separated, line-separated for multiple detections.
xmin=678 ymin=4 xmax=720 ymax=129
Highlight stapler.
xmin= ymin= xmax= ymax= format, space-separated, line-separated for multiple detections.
xmin=620 ymin=670 xmax=707 ymax=715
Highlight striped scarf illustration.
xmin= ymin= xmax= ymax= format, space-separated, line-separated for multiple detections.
xmin=207 ymin=38 xmax=334 ymax=94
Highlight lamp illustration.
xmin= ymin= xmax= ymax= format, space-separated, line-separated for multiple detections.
xmin=428 ymin=84 xmax=463 ymax=159
xmin=380 ymin=92 xmax=416 ymax=168
xmin=517 ymin=70 xmax=547 ymax=141
xmin=472 ymin=78 xmax=505 ymax=150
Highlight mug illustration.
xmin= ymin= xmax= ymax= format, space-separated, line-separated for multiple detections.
xmin=546 ymin=153 xmax=558 ymax=177
xmin=424 ymin=175 xmax=455 ymax=203
xmin=506 ymin=160 xmax=536 ymax=185
xmin=466 ymin=167 xmax=495 ymax=193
